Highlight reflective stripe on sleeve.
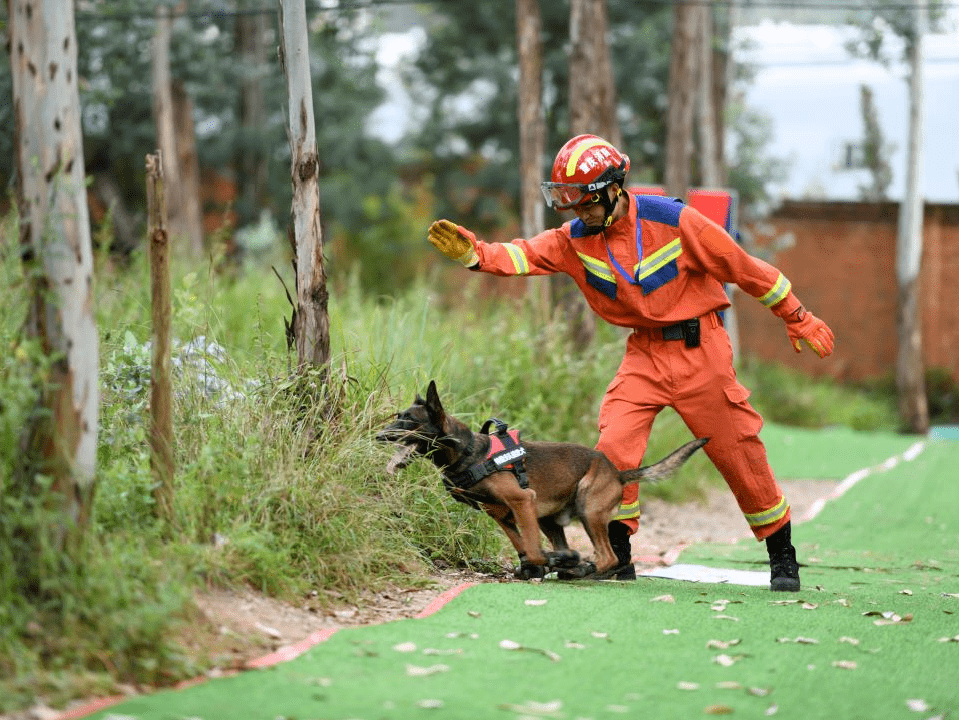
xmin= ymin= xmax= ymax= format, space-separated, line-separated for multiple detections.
xmin=758 ymin=273 xmax=791 ymax=308
xmin=504 ymin=244 xmax=530 ymax=275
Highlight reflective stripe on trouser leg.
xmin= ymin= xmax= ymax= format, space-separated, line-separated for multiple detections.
xmin=612 ymin=485 xmax=641 ymax=523
xmin=745 ymin=496 xmax=789 ymax=530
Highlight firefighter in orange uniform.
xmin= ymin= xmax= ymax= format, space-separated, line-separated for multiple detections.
xmin=427 ymin=135 xmax=834 ymax=591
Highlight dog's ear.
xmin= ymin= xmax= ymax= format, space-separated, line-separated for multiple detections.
xmin=425 ymin=380 xmax=445 ymax=421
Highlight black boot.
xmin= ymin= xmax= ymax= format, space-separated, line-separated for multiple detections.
xmin=766 ymin=521 xmax=800 ymax=592
xmin=608 ymin=521 xmax=636 ymax=580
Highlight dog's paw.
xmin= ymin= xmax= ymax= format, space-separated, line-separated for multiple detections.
xmin=556 ymin=561 xmax=597 ymax=580
xmin=545 ymin=549 xmax=581 ymax=569
xmin=515 ymin=561 xmax=547 ymax=580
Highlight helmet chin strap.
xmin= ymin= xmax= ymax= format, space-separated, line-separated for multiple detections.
xmin=579 ymin=187 xmax=623 ymax=236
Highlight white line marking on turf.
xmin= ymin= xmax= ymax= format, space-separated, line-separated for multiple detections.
xmin=641 ymin=440 xmax=929 ymax=586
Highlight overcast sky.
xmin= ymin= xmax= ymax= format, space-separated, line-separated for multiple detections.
xmin=737 ymin=19 xmax=959 ymax=203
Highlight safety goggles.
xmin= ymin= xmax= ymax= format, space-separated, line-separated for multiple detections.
xmin=540 ymin=182 xmax=606 ymax=210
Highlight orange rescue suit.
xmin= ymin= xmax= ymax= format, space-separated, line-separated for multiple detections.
xmin=471 ymin=192 xmax=797 ymax=540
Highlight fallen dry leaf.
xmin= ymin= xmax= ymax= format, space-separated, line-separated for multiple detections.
xmin=765 ymin=703 xmax=779 ymax=716
xmin=385 ymin=444 xmax=414 ymax=474
xmin=937 ymin=634 xmax=959 ymax=643
xmin=591 ymin=631 xmax=611 ymax=640
xmin=498 ymin=699 xmax=564 ymax=717
xmin=713 ymin=614 xmax=740 ymax=622
xmin=468 ymin=610 xmax=482 ymax=618
xmin=405 ymin=663 xmax=450 ymax=677
xmin=651 ymin=594 xmax=676 ymax=603
xmin=677 ymin=681 xmax=700 ymax=691
xmin=663 ymin=629 xmax=680 ymax=635
xmin=899 ymin=589 xmax=914 ymax=596
xmin=831 ymin=660 xmax=858 ymax=670
xmin=776 ymin=636 xmax=819 ymax=645
xmin=716 ymin=681 xmax=743 ymax=690
xmin=416 ymin=699 xmax=444 ymax=709
xmin=525 ymin=599 xmax=548 ymax=606
xmin=706 ymin=639 xmax=741 ymax=650
xmin=392 ymin=641 xmax=417 ymax=653
xmin=704 ymin=704 xmax=735 ymax=715
xmin=499 ymin=639 xmax=521 ymax=650
xmin=565 ymin=640 xmax=586 ymax=649
xmin=748 ymin=687 xmax=772 ymax=697
xmin=423 ymin=648 xmax=462 ymax=656
xmin=838 ymin=636 xmax=860 ymax=645
xmin=906 ymin=698 xmax=930 ymax=712
xmin=713 ymin=654 xmax=740 ymax=667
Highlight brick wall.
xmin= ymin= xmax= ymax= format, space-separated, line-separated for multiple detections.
xmin=736 ymin=200 xmax=959 ymax=385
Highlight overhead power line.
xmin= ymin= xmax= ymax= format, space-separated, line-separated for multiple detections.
xmin=72 ymin=0 xmax=959 ymax=24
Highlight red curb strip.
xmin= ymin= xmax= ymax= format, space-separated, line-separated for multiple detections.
xmin=56 ymin=582 xmax=479 ymax=719
xmin=414 ymin=581 xmax=477 ymax=618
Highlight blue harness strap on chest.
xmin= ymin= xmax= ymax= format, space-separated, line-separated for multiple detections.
xmin=573 ymin=195 xmax=686 ymax=300
xmin=444 ymin=418 xmax=529 ymax=493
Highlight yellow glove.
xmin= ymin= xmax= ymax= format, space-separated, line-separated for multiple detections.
xmin=784 ymin=306 xmax=834 ymax=358
xmin=428 ymin=219 xmax=479 ymax=268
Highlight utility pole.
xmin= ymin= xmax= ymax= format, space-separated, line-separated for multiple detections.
xmin=895 ymin=0 xmax=929 ymax=433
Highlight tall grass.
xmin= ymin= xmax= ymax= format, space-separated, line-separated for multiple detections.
xmin=0 ymin=231 xmax=899 ymax=711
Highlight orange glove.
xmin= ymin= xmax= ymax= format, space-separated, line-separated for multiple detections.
xmin=783 ymin=305 xmax=834 ymax=358
xmin=428 ymin=220 xmax=479 ymax=268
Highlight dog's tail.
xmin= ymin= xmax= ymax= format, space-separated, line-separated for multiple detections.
xmin=619 ymin=437 xmax=709 ymax=485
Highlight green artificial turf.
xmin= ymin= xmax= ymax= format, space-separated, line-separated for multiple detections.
xmin=79 ymin=436 xmax=959 ymax=720
xmin=761 ymin=422 xmax=925 ymax=480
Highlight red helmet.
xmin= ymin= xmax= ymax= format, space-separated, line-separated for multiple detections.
xmin=541 ymin=134 xmax=630 ymax=210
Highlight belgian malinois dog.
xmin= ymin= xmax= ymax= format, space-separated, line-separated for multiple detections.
xmin=378 ymin=381 xmax=708 ymax=580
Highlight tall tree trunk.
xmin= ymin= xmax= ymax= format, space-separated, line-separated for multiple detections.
xmin=237 ymin=0 xmax=270 ymax=227
xmin=516 ymin=0 xmax=549 ymax=321
xmin=696 ymin=3 xmax=721 ymax=188
xmin=172 ymin=81 xmax=204 ymax=256
xmin=665 ymin=2 xmax=698 ymax=198
xmin=9 ymin=0 xmax=99 ymax=561
xmin=896 ymin=0 xmax=929 ymax=433
xmin=278 ymin=0 xmax=330 ymax=370
xmin=564 ymin=0 xmax=625 ymax=346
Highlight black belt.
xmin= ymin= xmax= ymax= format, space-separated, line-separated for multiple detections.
xmin=662 ymin=318 xmax=701 ymax=348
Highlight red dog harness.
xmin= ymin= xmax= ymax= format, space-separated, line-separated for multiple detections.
xmin=443 ymin=418 xmax=530 ymax=500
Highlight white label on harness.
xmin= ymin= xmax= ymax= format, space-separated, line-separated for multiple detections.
xmin=494 ymin=448 xmax=526 ymax=466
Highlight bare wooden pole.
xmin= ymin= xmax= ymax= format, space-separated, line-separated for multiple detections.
xmin=146 ymin=151 xmax=175 ymax=528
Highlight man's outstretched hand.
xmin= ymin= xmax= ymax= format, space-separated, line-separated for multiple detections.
xmin=428 ymin=220 xmax=479 ymax=268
